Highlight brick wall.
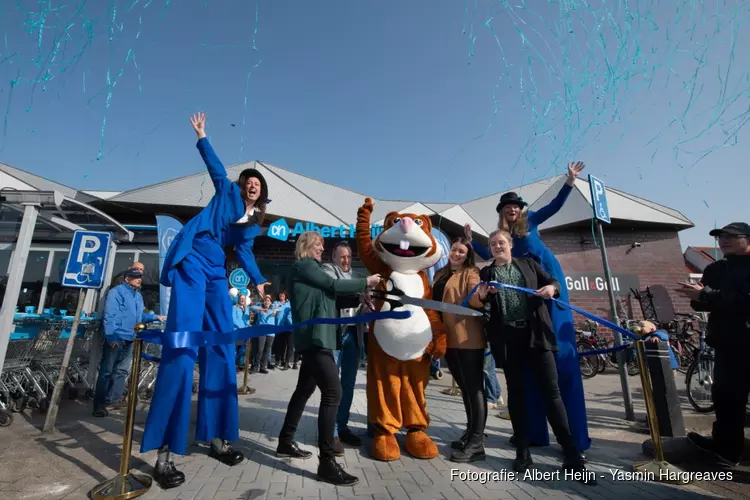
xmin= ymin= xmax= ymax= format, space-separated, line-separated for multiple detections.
xmin=249 ymin=228 xmax=692 ymax=330
xmin=541 ymin=227 xmax=691 ymax=327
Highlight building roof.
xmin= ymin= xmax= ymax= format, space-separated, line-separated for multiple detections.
xmin=3 ymin=159 xmax=694 ymax=236
xmin=683 ymin=245 xmax=722 ymax=274
xmin=0 ymin=162 xmax=99 ymax=203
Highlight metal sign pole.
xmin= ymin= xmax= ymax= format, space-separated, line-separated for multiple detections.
xmin=43 ymin=289 xmax=86 ymax=433
xmin=596 ymin=221 xmax=635 ymax=421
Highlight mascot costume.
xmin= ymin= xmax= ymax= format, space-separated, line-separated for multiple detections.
xmin=355 ymin=198 xmax=447 ymax=461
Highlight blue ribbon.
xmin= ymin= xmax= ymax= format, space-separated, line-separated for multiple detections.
xmin=137 ymin=310 xmax=410 ymax=362
xmin=461 ymin=281 xmax=640 ymax=357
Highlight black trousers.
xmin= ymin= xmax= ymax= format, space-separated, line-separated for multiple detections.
xmin=712 ymin=347 xmax=750 ymax=462
xmin=490 ymin=329 xmax=575 ymax=452
xmin=278 ymin=347 xmax=341 ymax=458
xmin=445 ymin=348 xmax=487 ymax=439
xmin=274 ymin=332 xmax=294 ymax=364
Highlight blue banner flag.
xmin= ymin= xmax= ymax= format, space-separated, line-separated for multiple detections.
xmin=155 ymin=215 xmax=183 ymax=317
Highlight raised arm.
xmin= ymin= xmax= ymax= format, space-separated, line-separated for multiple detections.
xmin=527 ymin=161 xmax=584 ymax=228
xmin=356 ymin=198 xmax=392 ymax=276
xmin=463 ymin=224 xmax=492 ymax=261
xmin=190 ymin=112 xmax=230 ymax=191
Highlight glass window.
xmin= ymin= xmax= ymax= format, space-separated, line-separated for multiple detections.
xmin=45 ymin=251 xmax=80 ymax=313
xmin=110 ymin=252 xmax=136 ymax=286
xmin=16 ymin=251 xmax=49 ymax=312
xmin=0 ymin=245 xmax=12 ymax=308
xmin=137 ymin=253 xmax=160 ymax=313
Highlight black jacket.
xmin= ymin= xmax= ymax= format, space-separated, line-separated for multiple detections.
xmin=690 ymin=254 xmax=750 ymax=348
xmin=478 ymin=257 xmax=560 ymax=355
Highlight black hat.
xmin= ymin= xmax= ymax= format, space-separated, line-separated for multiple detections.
xmin=238 ymin=168 xmax=269 ymax=205
xmin=709 ymin=222 xmax=750 ymax=237
xmin=496 ymin=192 xmax=528 ymax=213
xmin=124 ymin=267 xmax=143 ymax=278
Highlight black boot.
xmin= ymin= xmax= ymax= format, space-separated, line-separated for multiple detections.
xmin=451 ymin=429 xmax=469 ymax=450
xmin=450 ymin=433 xmax=486 ymax=463
xmin=513 ymin=448 xmax=533 ymax=473
xmin=209 ymin=440 xmax=244 ymax=466
xmin=276 ymin=440 xmax=313 ymax=459
xmin=153 ymin=460 xmax=185 ymax=489
xmin=562 ymin=450 xmax=597 ymax=485
xmin=317 ymin=455 xmax=359 ymax=486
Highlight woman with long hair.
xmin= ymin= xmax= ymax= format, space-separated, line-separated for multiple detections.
xmin=464 ymin=161 xmax=591 ymax=456
xmin=431 ymin=237 xmax=487 ymax=463
xmin=276 ymin=231 xmax=381 ymax=485
xmin=140 ymin=113 xmax=271 ymax=490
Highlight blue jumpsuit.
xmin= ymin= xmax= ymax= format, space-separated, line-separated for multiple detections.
xmin=473 ymin=183 xmax=591 ymax=452
xmin=141 ymin=138 xmax=268 ymax=455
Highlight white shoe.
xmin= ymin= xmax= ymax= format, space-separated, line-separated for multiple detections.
xmin=498 ymin=397 xmax=505 ymax=406
xmin=487 ymin=402 xmax=498 ymax=409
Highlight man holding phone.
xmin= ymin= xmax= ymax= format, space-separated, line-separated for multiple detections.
xmin=678 ymin=222 xmax=750 ymax=468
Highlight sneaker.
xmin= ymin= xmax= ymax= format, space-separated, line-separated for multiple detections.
xmin=338 ymin=428 xmax=362 ymax=447
xmin=487 ymin=402 xmax=498 ymax=409
xmin=686 ymin=432 xmax=740 ymax=467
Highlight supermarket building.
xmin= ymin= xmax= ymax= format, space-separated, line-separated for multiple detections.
xmin=0 ymin=160 xmax=695 ymax=324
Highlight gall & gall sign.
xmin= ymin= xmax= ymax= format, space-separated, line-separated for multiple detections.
xmin=564 ymin=273 xmax=640 ymax=296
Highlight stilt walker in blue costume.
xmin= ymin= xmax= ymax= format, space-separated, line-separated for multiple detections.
xmin=141 ymin=112 xmax=271 ymax=489
xmin=465 ymin=162 xmax=591 ymax=456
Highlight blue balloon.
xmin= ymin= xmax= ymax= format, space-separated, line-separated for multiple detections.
xmin=240 ymin=288 xmax=249 ymax=296
xmin=426 ymin=228 xmax=452 ymax=285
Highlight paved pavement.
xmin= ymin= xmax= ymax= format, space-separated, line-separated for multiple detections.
xmin=0 ymin=363 xmax=746 ymax=500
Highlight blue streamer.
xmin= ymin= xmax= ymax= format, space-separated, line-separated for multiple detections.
xmin=460 ymin=280 xmax=639 ymax=359
xmin=138 ymin=309 xmax=410 ymax=362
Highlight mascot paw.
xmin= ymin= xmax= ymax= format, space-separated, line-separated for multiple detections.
xmin=425 ymin=338 xmax=447 ymax=360
xmin=371 ymin=432 xmax=400 ymax=462
xmin=359 ymin=197 xmax=374 ymax=215
xmin=405 ymin=430 xmax=439 ymax=460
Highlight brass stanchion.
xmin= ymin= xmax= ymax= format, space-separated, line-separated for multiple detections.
xmin=442 ymin=377 xmax=461 ymax=396
xmin=238 ymin=340 xmax=255 ymax=395
xmin=631 ymin=340 xmax=691 ymax=484
xmin=90 ymin=324 xmax=153 ymax=500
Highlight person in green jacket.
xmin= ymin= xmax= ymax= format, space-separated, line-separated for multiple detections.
xmin=276 ymin=231 xmax=381 ymax=486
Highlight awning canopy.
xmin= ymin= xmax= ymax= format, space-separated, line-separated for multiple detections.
xmin=0 ymin=189 xmax=134 ymax=242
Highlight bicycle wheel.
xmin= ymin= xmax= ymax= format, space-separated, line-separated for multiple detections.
xmin=677 ymin=341 xmax=698 ymax=374
xmin=576 ymin=343 xmax=599 ymax=379
xmin=686 ymin=354 xmax=715 ymax=413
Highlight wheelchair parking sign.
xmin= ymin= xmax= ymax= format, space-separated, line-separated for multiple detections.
xmin=61 ymin=231 xmax=112 ymax=289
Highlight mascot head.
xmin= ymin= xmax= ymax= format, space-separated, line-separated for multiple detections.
xmin=374 ymin=211 xmax=442 ymax=274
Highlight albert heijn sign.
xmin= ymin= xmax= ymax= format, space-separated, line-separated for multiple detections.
xmin=565 ymin=272 xmax=640 ymax=295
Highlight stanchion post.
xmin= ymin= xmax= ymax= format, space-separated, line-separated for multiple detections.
xmin=631 ymin=340 xmax=691 ymax=484
xmin=89 ymin=324 xmax=153 ymax=500
xmin=43 ymin=289 xmax=86 ymax=434
xmin=238 ymin=340 xmax=255 ymax=396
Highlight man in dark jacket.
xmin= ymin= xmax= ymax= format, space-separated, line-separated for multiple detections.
xmin=680 ymin=222 xmax=750 ymax=467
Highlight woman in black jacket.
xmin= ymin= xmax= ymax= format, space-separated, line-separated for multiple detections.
xmin=477 ymin=230 xmax=593 ymax=483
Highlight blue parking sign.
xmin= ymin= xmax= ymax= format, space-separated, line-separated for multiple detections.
xmin=588 ymin=174 xmax=611 ymax=224
xmin=61 ymin=231 xmax=112 ymax=289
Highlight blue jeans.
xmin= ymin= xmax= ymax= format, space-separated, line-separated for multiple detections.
xmin=93 ymin=339 xmax=134 ymax=410
xmin=484 ymin=349 xmax=501 ymax=404
xmin=333 ymin=328 xmax=359 ymax=437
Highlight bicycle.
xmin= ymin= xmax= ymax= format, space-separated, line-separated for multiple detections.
xmin=665 ymin=313 xmax=701 ymax=374
xmin=684 ymin=315 xmax=714 ymax=413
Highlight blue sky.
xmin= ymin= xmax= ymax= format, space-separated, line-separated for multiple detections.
xmin=1 ymin=0 xmax=747 ymax=248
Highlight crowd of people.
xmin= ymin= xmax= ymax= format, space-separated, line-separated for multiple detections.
xmin=87 ymin=113 xmax=747 ymax=491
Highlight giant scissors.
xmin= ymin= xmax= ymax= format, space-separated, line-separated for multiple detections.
xmin=368 ymin=279 xmax=483 ymax=317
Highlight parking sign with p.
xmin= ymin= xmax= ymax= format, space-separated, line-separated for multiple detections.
xmin=62 ymin=230 xmax=112 ymax=289
xmin=588 ymin=174 xmax=611 ymax=224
